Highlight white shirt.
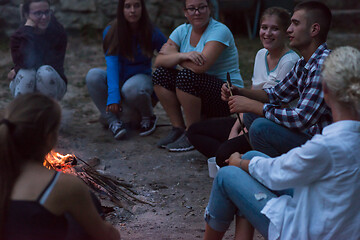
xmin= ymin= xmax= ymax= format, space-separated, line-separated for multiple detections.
xmin=249 ymin=120 xmax=360 ymax=240
xmin=251 ymin=48 xmax=299 ymax=90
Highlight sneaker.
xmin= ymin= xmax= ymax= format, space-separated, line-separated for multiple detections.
xmin=109 ymin=121 xmax=127 ymax=140
xmin=166 ymin=133 xmax=194 ymax=152
xmin=157 ymin=127 xmax=184 ymax=148
xmin=139 ymin=115 xmax=158 ymax=136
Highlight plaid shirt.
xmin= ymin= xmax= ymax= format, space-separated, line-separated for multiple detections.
xmin=263 ymin=43 xmax=333 ymax=136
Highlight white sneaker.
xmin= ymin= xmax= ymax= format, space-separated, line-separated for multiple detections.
xmin=109 ymin=121 xmax=127 ymax=140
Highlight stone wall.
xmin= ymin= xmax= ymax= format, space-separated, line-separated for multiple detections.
xmin=1 ymin=0 xmax=359 ymax=37
xmin=0 ymin=0 xmax=187 ymax=37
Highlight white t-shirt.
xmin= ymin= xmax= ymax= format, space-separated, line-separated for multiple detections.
xmin=251 ymin=48 xmax=299 ymax=90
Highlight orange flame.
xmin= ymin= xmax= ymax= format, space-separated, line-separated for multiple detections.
xmin=43 ymin=150 xmax=77 ymax=171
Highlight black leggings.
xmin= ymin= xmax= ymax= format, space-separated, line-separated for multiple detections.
xmin=152 ymin=67 xmax=230 ymax=118
xmin=187 ymin=117 xmax=252 ymax=167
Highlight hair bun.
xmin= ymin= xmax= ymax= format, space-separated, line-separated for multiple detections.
xmin=347 ymin=80 xmax=360 ymax=101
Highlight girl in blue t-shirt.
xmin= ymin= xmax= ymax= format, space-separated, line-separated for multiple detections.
xmin=86 ymin=0 xmax=166 ymax=140
xmin=153 ymin=0 xmax=243 ymax=152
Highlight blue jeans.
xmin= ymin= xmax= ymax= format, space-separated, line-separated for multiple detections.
xmin=205 ymin=151 xmax=292 ymax=238
xmin=86 ymin=68 xmax=154 ymax=125
xmin=244 ymin=113 xmax=312 ymax=157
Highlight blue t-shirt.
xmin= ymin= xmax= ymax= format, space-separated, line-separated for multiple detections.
xmin=169 ymin=18 xmax=243 ymax=87
xmin=104 ymin=26 xmax=167 ymax=105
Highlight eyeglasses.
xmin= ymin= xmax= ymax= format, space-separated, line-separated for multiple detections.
xmin=185 ymin=5 xmax=208 ymax=15
xmin=30 ymin=9 xmax=52 ymax=19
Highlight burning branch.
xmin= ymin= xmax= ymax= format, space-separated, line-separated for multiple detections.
xmin=44 ymin=151 xmax=155 ymax=213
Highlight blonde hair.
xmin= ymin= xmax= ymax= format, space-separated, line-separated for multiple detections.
xmin=260 ymin=7 xmax=291 ymax=32
xmin=321 ymin=46 xmax=360 ymax=114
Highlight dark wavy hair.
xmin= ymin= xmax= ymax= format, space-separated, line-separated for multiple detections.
xmin=22 ymin=0 xmax=50 ymax=18
xmin=103 ymin=0 xmax=154 ymax=60
xmin=183 ymin=0 xmax=210 ymax=7
xmin=0 ymin=93 xmax=61 ymax=236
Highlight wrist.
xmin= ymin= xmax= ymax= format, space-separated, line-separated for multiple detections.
xmin=239 ymin=158 xmax=244 ymax=169
xmin=179 ymin=52 xmax=186 ymax=62
xmin=234 ymin=87 xmax=242 ymax=96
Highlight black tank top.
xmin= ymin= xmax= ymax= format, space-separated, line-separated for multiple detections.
xmin=4 ymin=172 xmax=68 ymax=240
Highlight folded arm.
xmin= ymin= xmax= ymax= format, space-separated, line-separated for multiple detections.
xmin=154 ymin=39 xmax=225 ymax=74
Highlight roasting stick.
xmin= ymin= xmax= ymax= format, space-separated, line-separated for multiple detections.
xmin=226 ymin=72 xmax=251 ymax=145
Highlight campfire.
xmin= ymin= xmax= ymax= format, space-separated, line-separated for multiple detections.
xmin=44 ymin=151 xmax=77 ymax=170
xmin=44 ymin=151 xmax=154 ymax=214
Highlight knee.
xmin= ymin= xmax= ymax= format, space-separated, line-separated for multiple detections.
xmin=86 ymin=68 xmax=105 ymax=87
xmin=122 ymin=83 xmax=149 ymax=103
xmin=152 ymin=67 xmax=166 ymax=83
xmin=36 ymin=65 xmax=57 ymax=81
xmin=249 ymin=118 xmax=272 ymax=139
xmin=242 ymin=150 xmax=269 ymax=160
xmin=176 ymin=68 xmax=195 ymax=83
xmin=16 ymin=69 xmax=36 ymax=81
xmin=121 ymin=87 xmax=142 ymax=102
xmin=243 ymin=113 xmax=259 ymax=129
xmin=216 ymin=166 xmax=242 ymax=184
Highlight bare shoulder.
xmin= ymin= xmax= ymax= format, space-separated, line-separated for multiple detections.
xmin=49 ymin=173 xmax=91 ymax=207
xmin=56 ymin=173 xmax=89 ymax=196
xmin=42 ymin=173 xmax=92 ymax=215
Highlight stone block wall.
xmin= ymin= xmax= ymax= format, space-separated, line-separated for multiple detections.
xmin=0 ymin=0 xmax=187 ymax=37
xmin=0 ymin=0 xmax=359 ymax=38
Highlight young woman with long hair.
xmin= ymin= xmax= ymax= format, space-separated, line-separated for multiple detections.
xmin=9 ymin=0 xmax=67 ymax=101
xmin=86 ymin=0 xmax=167 ymax=140
xmin=0 ymin=93 xmax=120 ymax=240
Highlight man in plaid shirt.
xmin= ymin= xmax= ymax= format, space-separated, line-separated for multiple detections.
xmin=218 ymin=1 xmax=333 ymax=162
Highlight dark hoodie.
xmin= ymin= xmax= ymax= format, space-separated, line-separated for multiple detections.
xmin=10 ymin=15 xmax=68 ymax=83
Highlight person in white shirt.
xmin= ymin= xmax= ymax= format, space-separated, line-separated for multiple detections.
xmin=187 ymin=7 xmax=299 ymax=161
xmin=203 ymin=46 xmax=360 ymax=240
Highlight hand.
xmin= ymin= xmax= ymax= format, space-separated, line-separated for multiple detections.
xmin=181 ymin=51 xmax=206 ymax=66
xmin=221 ymin=83 xmax=230 ymax=101
xmin=7 ymin=69 xmax=16 ymax=81
xmin=225 ymin=152 xmax=243 ymax=167
xmin=159 ymin=42 xmax=178 ymax=55
xmin=228 ymin=95 xmax=255 ymax=114
xmin=106 ymin=104 xmax=122 ymax=114
xmin=25 ymin=18 xmax=36 ymax=27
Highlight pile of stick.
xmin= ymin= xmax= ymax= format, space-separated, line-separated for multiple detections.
xmin=45 ymin=155 xmax=154 ymax=212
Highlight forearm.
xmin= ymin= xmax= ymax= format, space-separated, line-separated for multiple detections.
xmin=238 ymin=88 xmax=269 ymax=103
xmin=180 ymin=60 xmax=207 ymax=74
xmin=154 ymin=53 xmax=184 ymax=68
xmin=105 ymin=55 xmax=121 ymax=104
xmin=246 ymin=100 xmax=265 ymax=116
xmin=240 ymin=159 xmax=250 ymax=173
xmin=11 ymin=28 xmax=38 ymax=69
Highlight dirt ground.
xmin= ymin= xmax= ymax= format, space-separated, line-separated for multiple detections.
xmin=0 ymin=31 xmax=359 ymax=240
